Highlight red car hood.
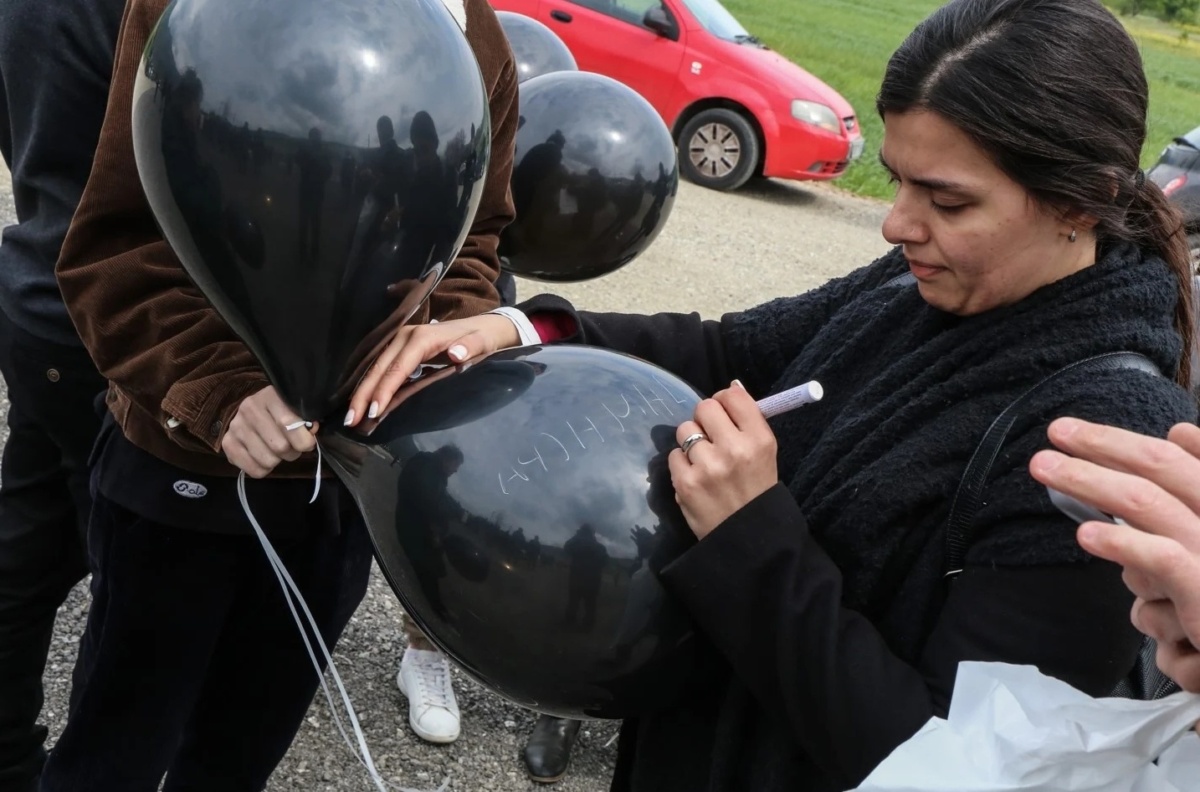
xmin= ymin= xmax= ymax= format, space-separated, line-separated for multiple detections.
xmin=711 ymin=38 xmax=855 ymax=119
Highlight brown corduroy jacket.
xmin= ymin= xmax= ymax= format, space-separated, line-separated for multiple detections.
xmin=56 ymin=0 xmax=518 ymax=477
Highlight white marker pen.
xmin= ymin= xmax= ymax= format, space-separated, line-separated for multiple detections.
xmin=756 ymin=380 xmax=823 ymax=419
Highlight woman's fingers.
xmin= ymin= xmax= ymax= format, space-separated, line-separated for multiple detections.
xmin=346 ymin=327 xmax=462 ymax=426
xmin=361 ymin=329 xmax=494 ymax=424
xmin=347 ymin=315 xmax=518 ymax=428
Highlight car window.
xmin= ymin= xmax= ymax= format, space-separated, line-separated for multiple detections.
xmin=678 ymin=0 xmax=747 ymax=40
xmin=570 ymin=0 xmax=663 ymax=29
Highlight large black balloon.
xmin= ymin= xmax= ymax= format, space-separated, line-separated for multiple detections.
xmin=495 ymin=11 xmax=577 ymax=84
xmin=321 ymin=344 xmax=709 ymax=718
xmin=132 ymin=0 xmax=491 ymax=421
xmin=499 ymin=71 xmax=679 ymax=282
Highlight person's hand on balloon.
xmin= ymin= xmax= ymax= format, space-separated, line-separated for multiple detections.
xmin=221 ymin=385 xmax=319 ymax=478
xmin=669 ymin=381 xmax=779 ymax=540
xmin=346 ymin=313 xmax=521 ymax=427
xmin=1029 ymin=417 xmax=1200 ymax=696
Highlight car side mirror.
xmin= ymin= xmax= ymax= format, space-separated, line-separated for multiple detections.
xmin=643 ymin=5 xmax=680 ymax=41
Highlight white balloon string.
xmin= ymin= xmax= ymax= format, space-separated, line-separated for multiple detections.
xmin=283 ymin=421 xmax=324 ymax=504
xmin=310 ymin=442 xmax=323 ymax=504
xmin=238 ymin=471 xmax=388 ymax=790
xmin=239 ymin=465 xmax=453 ymax=792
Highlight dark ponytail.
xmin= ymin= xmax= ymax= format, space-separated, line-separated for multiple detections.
xmin=877 ymin=0 xmax=1194 ymax=387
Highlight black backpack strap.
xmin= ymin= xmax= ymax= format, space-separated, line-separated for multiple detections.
xmin=943 ymin=351 xmax=1160 ymax=579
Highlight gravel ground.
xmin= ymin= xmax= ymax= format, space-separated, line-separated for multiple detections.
xmin=0 ymin=165 xmax=892 ymax=791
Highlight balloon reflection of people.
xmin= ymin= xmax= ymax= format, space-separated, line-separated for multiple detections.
xmin=367 ymin=115 xmax=406 ymax=211
xmin=40 ymin=0 xmax=519 ymax=790
xmin=394 ymin=111 xmax=455 ymax=273
xmin=340 ymin=150 xmax=356 ymax=195
xmin=395 ymin=445 xmax=467 ymax=743
xmin=337 ymin=114 xmax=408 ymax=299
xmin=510 ymin=129 xmax=565 ymax=244
xmin=349 ymin=2 xmax=1198 ymax=790
xmin=562 ymin=524 xmax=608 ymax=631
xmin=294 ymin=126 xmax=331 ymax=264
xmin=0 ymin=0 xmax=122 ymax=789
xmin=161 ymin=71 xmax=219 ymax=227
xmin=1030 ymin=418 xmax=1200 ymax=696
xmin=568 ymin=167 xmax=608 ymax=239
xmin=159 ymin=71 xmax=259 ymax=333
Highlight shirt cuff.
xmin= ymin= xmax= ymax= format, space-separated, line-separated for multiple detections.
xmin=487 ymin=306 xmax=541 ymax=347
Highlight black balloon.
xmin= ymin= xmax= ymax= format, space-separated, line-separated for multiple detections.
xmin=132 ymin=0 xmax=490 ymax=420
xmin=495 ymin=11 xmax=577 ymax=84
xmin=321 ymin=344 xmax=708 ymax=718
xmin=500 ymin=71 xmax=679 ymax=282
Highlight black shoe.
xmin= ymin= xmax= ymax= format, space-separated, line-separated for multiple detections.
xmin=522 ymin=715 xmax=582 ymax=784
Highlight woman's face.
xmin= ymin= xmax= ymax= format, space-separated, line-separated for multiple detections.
xmin=879 ymin=110 xmax=1096 ymax=316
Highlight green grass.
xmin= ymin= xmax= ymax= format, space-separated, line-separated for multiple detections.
xmin=720 ymin=0 xmax=1200 ymax=201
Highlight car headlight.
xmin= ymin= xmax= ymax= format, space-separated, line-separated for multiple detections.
xmin=790 ymin=100 xmax=840 ymax=135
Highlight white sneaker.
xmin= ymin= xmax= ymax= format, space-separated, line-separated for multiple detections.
xmin=397 ymin=647 xmax=461 ymax=744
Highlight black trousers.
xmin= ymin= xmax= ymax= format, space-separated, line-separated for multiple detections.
xmin=39 ymin=491 xmax=374 ymax=792
xmin=0 ymin=314 xmax=106 ymax=792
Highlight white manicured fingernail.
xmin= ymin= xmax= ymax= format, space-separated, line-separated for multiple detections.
xmin=449 ymin=345 xmax=467 ymax=361
xmin=343 ymin=409 xmax=356 ymax=426
xmin=733 ymin=379 xmax=745 ymax=390
xmin=368 ymin=401 xmax=379 ymax=419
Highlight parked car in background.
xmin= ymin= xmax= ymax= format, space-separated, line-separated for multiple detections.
xmin=490 ymin=0 xmax=863 ymax=191
xmin=1149 ymin=127 xmax=1200 ymax=261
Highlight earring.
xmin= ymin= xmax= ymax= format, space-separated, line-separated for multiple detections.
xmin=1068 ymin=229 xmax=1077 ymax=243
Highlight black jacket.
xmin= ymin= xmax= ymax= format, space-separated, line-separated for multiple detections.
xmin=521 ymin=243 xmax=1197 ymax=792
xmin=0 ymin=0 xmax=124 ymax=345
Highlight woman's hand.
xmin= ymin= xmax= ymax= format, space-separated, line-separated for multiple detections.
xmin=669 ymin=381 xmax=779 ymax=540
xmin=1029 ymin=417 xmax=1200 ymax=695
xmin=222 ymin=385 xmax=318 ymax=478
xmin=346 ymin=313 xmax=520 ymax=427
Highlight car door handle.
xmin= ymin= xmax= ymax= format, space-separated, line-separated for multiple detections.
xmin=550 ymin=9 xmax=572 ymax=22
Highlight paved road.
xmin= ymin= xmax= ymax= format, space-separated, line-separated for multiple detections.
xmin=0 ymin=165 xmax=892 ymax=791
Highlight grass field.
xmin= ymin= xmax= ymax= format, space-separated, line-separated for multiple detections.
xmin=719 ymin=0 xmax=1200 ymax=201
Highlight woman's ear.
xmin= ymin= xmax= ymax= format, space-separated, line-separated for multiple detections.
xmin=1059 ymin=207 xmax=1101 ymax=234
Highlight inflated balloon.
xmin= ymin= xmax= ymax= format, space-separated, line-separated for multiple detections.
xmin=222 ymin=204 xmax=265 ymax=270
xmin=499 ymin=71 xmax=679 ymax=282
xmin=495 ymin=11 xmax=577 ymax=84
xmin=132 ymin=0 xmax=490 ymax=420
xmin=321 ymin=344 xmax=710 ymax=718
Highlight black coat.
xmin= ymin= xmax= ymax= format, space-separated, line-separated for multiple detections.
xmin=520 ymin=242 xmax=1198 ymax=792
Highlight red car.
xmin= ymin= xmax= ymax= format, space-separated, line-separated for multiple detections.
xmin=490 ymin=0 xmax=864 ymax=191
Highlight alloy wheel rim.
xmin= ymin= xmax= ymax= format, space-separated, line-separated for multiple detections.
xmin=688 ymin=122 xmax=741 ymax=179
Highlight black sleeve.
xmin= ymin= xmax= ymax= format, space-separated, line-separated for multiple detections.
xmin=517 ymin=293 xmax=735 ymax=397
xmin=516 ymin=258 xmax=902 ymax=398
xmin=659 ymin=484 xmax=1142 ymax=790
xmin=0 ymin=0 xmax=123 ymax=244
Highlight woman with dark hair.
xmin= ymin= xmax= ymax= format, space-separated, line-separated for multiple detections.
xmin=348 ymin=0 xmax=1198 ymax=789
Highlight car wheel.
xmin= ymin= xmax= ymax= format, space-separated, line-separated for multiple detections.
xmin=678 ymin=109 xmax=760 ymax=192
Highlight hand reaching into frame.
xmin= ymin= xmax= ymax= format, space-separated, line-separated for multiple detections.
xmin=1029 ymin=417 xmax=1200 ymax=695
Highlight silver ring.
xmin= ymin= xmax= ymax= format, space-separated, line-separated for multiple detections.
xmin=679 ymin=432 xmax=708 ymax=458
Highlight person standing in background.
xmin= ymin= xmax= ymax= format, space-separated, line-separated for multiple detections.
xmin=0 ymin=2 xmax=124 ymax=790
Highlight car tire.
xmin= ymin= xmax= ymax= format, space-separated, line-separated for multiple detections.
xmin=678 ymin=109 xmax=760 ymax=192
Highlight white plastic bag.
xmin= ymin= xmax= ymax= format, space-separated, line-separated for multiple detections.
xmin=853 ymin=662 xmax=1200 ymax=792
